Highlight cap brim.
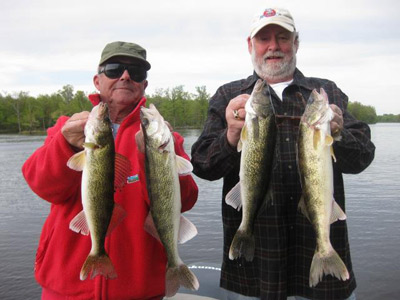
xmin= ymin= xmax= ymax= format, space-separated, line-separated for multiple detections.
xmin=250 ymin=19 xmax=295 ymax=38
xmin=100 ymin=53 xmax=151 ymax=70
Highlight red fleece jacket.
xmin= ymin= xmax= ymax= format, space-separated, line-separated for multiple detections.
xmin=22 ymin=95 xmax=198 ymax=300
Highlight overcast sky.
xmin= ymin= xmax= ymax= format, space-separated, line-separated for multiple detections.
xmin=1 ymin=0 xmax=399 ymax=115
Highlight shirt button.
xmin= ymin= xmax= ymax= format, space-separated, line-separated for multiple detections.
xmin=285 ymin=137 xmax=290 ymax=142
xmin=284 ymin=112 xmax=288 ymax=116
xmin=288 ymin=165 xmax=292 ymax=169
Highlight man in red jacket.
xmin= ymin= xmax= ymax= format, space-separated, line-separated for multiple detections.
xmin=22 ymin=41 xmax=198 ymax=300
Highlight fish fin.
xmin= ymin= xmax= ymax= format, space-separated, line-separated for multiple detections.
xmin=309 ymin=249 xmax=350 ymax=287
xmin=298 ymin=196 xmax=311 ymax=222
xmin=178 ymin=215 xmax=198 ymax=244
xmin=83 ymin=142 xmax=100 ymax=149
xmin=143 ymin=212 xmax=161 ymax=243
xmin=237 ymin=139 xmax=243 ymax=152
xmin=240 ymin=123 xmax=248 ymax=142
xmin=105 ymin=203 xmax=127 ymax=236
xmin=330 ymin=146 xmax=337 ymax=163
xmin=114 ymin=153 xmax=131 ymax=190
xmin=225 ymin=182 xmax=242 ymax=211
xmin=165 ymin=263 xmax=200 ymax=297
xmin=313 ymin=129 xmax=321 ymax=150
xmin=69 ymin=210 xmax=89 ymax=235
xmin=333 ymin=132 xmax=342 ymax=142
xmin=176 ymin=155 xmax=193 ymax=175
xmin=67 ymin=150 xmax=86 ymax=171
xmin=229 ymin=228 xmax=255 ymax=261
xmin=80 ymin=254 xmax=117 ymax=281
xmin=325 ymin=134 xmax=334 ymax=146
xmin=330 ymin=200 xmax=347 ymax=224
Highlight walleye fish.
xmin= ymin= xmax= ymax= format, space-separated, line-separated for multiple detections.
xmin=297 ymin=88 xmax=349 ymax=287
xmin=67 ymin=102 xmax=130 ymax=281
xmin=140 ymin=103 xmax=199 ymax=297
xmin=225 ymin=79 xmax=276 ymax=261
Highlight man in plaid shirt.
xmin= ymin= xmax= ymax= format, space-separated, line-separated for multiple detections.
xmin=191 ymin=7 xmax=375 ymax=300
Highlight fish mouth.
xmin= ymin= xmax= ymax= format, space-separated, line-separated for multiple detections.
xmin=140 ymin=106 xmax=153 ymax=119
xmin=96 ymin=103 xmax=109 ymax=119
xmin=158 ymin=137 xmax=171 ymax=151
xmin=140 ymin=106 xmax=158 ymax=134
xmin=140 ymin=109 xmax=150 ymax=128
xmin=253 ymin=79 xmax=266 ymax=92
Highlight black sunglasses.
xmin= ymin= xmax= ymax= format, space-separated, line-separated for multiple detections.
xmin=98 ymin=63 xmax=147 ymax=82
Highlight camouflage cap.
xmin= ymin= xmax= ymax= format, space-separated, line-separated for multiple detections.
xmin=99 ymin=41 xmax=151 ymax=70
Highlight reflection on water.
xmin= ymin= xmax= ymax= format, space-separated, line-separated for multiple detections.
xmin=0 ymin=124 xmax=399 ymax=300
xmin=343 ymin=123 xmax=400 ymax=300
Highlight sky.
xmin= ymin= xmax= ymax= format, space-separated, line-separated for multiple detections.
xmin=1 ymin=0 xmax=399 ymax=115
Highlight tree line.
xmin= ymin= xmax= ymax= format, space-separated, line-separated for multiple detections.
xmin=0 ymin=84 xmax=397 ymax=134
xmin=0 ymin=85 xmax=209 ymax=134
xmin=347 ymin=101 xmax=400 ymax=123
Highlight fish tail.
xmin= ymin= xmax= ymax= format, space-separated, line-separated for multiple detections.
xmin=165 ymin=263 xmax=199 ymax=297
xmin=309 ymin=249 xmax=350 ymax=287
xmin=229 ymin=229 xmax=255 ymax=261
xmin=80 ymin=253 xmax=117 ymax=281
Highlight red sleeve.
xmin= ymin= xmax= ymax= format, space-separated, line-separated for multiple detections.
xmin=173 ymin=132 xmax=199 ymax=212
xmin=22 ymin=116 xmax=83 ymax=204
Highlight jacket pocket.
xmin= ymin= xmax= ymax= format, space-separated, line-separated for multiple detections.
xmin=35 ymin=227 xmax=54 ymax=272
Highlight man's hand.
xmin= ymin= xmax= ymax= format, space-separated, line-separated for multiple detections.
xmin=330 ymin=104 xmax=344 ymax=139
xmin=226 ymin=94 xmax=250 ymax=147
xmin=61 ymin=111 xmax=90 ymax=150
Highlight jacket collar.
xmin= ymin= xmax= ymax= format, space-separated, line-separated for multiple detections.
xmin=291 ymin=68 xmax=314 ymax=91
xmin=241 ymin=71 xmax=260 ymax=91
xmin=88 ymin=93 xmax=147 ymax=127
xmin=245 ymin=68 xmax=314 ymax=92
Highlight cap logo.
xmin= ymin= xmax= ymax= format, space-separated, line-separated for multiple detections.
xmin=262 ymin=9 xmax=276 ymax=18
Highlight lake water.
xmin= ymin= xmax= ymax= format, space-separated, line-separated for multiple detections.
xmin=0 ymin=123 xmax=399 ymax=299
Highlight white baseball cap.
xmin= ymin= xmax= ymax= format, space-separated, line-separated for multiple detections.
xmin=250 ymin=8 xmax=296 ymax=38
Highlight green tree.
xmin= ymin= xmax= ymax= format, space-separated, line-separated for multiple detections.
xmin=192 ymin=86 xmax=209 ymax=127
xmin=58 ymin=84 xmax=74 ymax=103
xmin=347 ymin=101 xmax=377 ymax=124
xmin=146 ymin=88 xmax=166 ymax=108
xmin=67 ymin=91 xmax=92 ymax=115
xmin=9 ymin=92 xmax=27 ymax=133
xmin=377 ymin=114 xmax=400 ymax=122
xmin=0 ymin=84 xmax=213 ymax=133
xmin=0 ymin=94 xmax=17 ymax=132
xmin=21 ymin=93 xmax=39 ymax=133
xmin=36 ymin=94 xmax=64 ymax=130
xmin=147 ymin=85 xmax=210 ymax=128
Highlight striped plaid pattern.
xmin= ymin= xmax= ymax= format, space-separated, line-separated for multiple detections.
xmin=191 ymin=69 xmax=375 ymax=299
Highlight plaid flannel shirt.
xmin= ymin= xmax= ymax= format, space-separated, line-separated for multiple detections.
xmin=190 ymin=69 xmax=375 ymax=300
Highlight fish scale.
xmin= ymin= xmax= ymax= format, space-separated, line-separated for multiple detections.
xmin=225 ymin=79 xmax=277 ymax=262
xmin=67 ymin=102 xmax=129 ymax=281
xmin=141 ymin=103 xmax=199 ymax=297
xmin=297 ymin=88 xmax=349 ymax=287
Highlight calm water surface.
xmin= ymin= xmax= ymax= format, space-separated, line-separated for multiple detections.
xmin=0 ymin=124 xmax=399 ymax=299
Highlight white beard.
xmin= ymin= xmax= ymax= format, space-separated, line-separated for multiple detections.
xmin=251 ymin=48 xmax=297 ymax=82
